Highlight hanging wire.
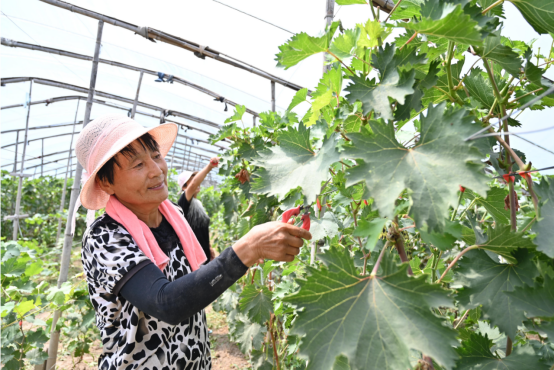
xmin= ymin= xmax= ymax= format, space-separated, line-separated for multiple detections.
xmin=212 ymin=0 xmax=295 ymax=34
xmin=470 ymin=124 xmax=554 ymax=139
xmin=512 ymin=133 xmax=554 ymax=156
xmin=1 ymin=11 xmax=85 ymax=84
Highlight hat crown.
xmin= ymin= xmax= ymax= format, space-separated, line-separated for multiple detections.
xmin=76 ymin=115 xmax=137 ymax=174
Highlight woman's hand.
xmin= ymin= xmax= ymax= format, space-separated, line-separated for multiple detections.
xmin=209 ymin=157 xmax=219 ymax=169
xmin=232 ymin=222 xmax=312 ymax=267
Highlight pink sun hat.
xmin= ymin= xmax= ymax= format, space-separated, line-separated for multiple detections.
xmin=75 ymin=115 xmax=178 ymax=211
xmin=178 ymin=170 xmax=195 ymax=189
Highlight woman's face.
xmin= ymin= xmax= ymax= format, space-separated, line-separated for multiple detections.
xmin=99 ymin=140 xmax=168 ymax=210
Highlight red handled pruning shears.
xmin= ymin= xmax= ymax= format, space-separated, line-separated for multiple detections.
xmin=281 ymin=204 xmax=311 ymax=231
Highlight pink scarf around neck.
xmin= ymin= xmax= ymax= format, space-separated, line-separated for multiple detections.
xmin=105 ymin=196 xmax=207 ymax=271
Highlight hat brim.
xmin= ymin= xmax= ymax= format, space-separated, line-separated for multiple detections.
xmin=80 ymin=123 xmax=178 ymax=210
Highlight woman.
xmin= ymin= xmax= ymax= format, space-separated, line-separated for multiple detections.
xmin=177 ymin=159 xmax=218 ymax=262
xmin=76 ymin=115 xmax=311 ymax=370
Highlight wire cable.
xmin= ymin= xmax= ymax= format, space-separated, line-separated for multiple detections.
xmin=1 ymin=11 xmax=85 ymax=84
xmin=212 ymin=0 xmax=294 ymax=34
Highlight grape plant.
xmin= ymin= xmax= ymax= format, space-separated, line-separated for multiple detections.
xmin=211 ymin=0 xmax=554 ymax=369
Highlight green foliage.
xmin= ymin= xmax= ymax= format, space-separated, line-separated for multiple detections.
xmin=286 ymin=248 xmax=458 ymax=370
xmin=210 ymin=1 xmax=554 ymax=368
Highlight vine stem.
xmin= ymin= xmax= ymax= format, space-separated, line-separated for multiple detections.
xmin=437 ymin=245 xmax=479 ymax=283
xmin=451 ymin=190 xmax=465 ymax=221
xmin=269 ymin=314 xmax=281 ymax=370
xmin=483 ymin=58 xmax=519 ymax=232
xmin=399 ymin=32 xmax=418 ymax=50
xmin=392 ymin=223 xmax=413 ymax=276
xmin=326 ymin=50 xmax=355 ymax=75
xmin=384 ymin=0 xmax=404 ymax=22
xmin=486 ymin=129 xmax=540 ymax=216
xmin=445 ymin=41 xmax=464 ymax=105
xmin=454 ymin=310 xmax=470 ymax=330
xmin=458 ymin=198 xmax=477 ymax=221
xmin=482 ymin=0 xmax=504 ymax=14
xmin=371 ymin=241 xmax=390 ymax=276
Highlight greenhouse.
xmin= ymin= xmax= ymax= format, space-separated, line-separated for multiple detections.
xmin=2 ymin=0 xmax=554 ymax=369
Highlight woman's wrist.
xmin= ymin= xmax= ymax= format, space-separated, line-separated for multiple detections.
xmin=232 ymin=238 xmax=258 ymax=267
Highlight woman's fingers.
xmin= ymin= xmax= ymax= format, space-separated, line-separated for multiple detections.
xmin=280 ymin=222 xmax=312 ymax=240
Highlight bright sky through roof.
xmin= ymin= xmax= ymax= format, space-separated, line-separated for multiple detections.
xmin=1 ymin=0 xmax=553 ymax=177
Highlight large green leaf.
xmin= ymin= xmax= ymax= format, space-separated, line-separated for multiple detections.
xmin=508 ymin=0 xmax=554 ymax=34
xmin=344 ymin=70 xmax=415 ymax=120
xmin=276 ymin=22 xmax=339 ymax=69
xmin=239 ymin=285 xmax=273 ymax=324
xmin=343 ymin=103 xmax=488 ymax=231
xmin=405 ymin=0 xmax=484 ymax=45
xmin=310 ymin=212 xmax=341 ymax=241
xmin=455 ymin=332 xmax=549 ymax=370
xmin=456 ymin=249 xmax=539 ymax=339
xmin=477 ymin=32 xmax=523 ymax=77
xmin=285 ymin=247 xmax=458 ymax=370
xmin=468 ymin=187 xmax=511 ymax=225
xmin=231 ymin=313 xmax=267 ymax=353
xmin=533 ymin=177 xmax=554 ymax=258
xmin=251 ymin=124 xmax=340 ymax=203
xmin=506 ymin=276 xmax=554 ymax=319
xmin=464 ymin=68 xmax=496 ymax=109
xmin=476 ymin=224 xmax=536 ymax=263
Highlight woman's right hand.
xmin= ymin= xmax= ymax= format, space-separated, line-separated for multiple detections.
xmin=209 ymin=157 xmax=219 ymax=168
xmin=232 ymin=222 xmax=312 ymax=267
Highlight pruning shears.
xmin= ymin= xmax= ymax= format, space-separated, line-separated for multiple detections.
xmin=281 ymin=204 xmax=311 ymax=231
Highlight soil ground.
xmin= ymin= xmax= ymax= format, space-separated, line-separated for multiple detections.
xmin=36 ymin=305 xmax=249 ymax=369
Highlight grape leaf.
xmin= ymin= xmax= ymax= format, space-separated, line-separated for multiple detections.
xmin=455 ymin=332 xmax=549 ymax=370
xmin=465 ymin=68 xmax=496 ymax=109
xmin=287 ymin=88 xmax=309 ymax=112
xmin=533 ymin=177 xmax=554 ymax=258
xmin=419 ymin=220 xmax=463 ymax=251
xmin=477 ymin=31 xmax=523 ymax=77
xmin=467 ymin=187 xmax=511 ymax=225
xmin=233 ymin=315 xmax=266 ymax=353
xmin=391 ymin=0 xmax=425 ymax=20
xmin=352 ymin=218 xmax=387 ymax=251
xmin=276 ymin=22 xmax=339 ymax=69
xmin=239 ymin=285 xmax=273 ymax=324
xmin=345 ymin=70 xmax=415 ymax=120
xmin=343 ymin=103 xmax=488 ymax=231
xmin=310 ymin=212 xmax=341 ymax=241
xmin=285 ymin=247 xmax=458 ymax=370
xmin=251 ymin=124 xmax=340 ymax=203
xmin=329 ymin=28 xmax=360 ymax=59
xmin=476 ymin=224 xmax=536 ymax=263
xmin=356 ymin=19 xmax=392 ymax=50
xmin=456 ymin=249 xmax=539 ymax=339
xmin=405 ymin=0 xmax=484 ymax=45
xmin=508 ymin=0 xmax=554 ymax=34
xmin=225 ymin=105 xmax=246 ymax=123
xmin=506 ymin=276 xmax=554 ymax=319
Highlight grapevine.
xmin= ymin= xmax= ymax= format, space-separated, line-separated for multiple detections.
xmin=211 ymin=0 xmax=554 ymax=369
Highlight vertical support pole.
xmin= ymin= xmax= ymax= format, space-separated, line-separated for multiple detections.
xmin=13 ymin=130 xmax=19 ymax=173
xmin=181 ymin=139 xmax=187 ymax=171
xmin=271 ymin=81 xmax=276 ymax=112
xmin=46 ymin=20 xmax=104 ymax=370
xmin=12 ymin=81 xmax=33 ymax=241
xmin=41 ymin=138 xmax=44 ymax=177
xmin=131 ymin=71 xmax=144 ymax=119
xmin=56 ymin=99 xmax=80 ymax=247
xmin=169 ymin=140 xmax=177 ymax=171
xmin=323 ymin=0 xmax=335 ymax=74
xmin=253 ymin=116 xmax=256 ymax=127
xmin=187 ymin=142 xmax=193 ymax=170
